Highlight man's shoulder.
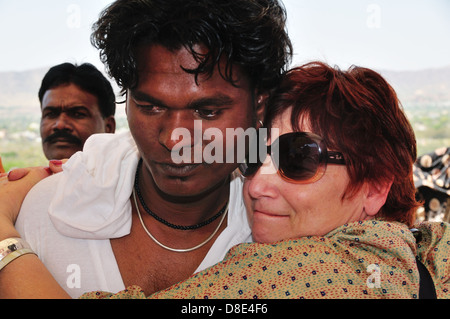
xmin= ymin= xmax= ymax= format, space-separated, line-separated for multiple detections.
xmin=16 ymin=173 xmax=62 ymax=228
xmin=25 ymin=172 xmax=62 ymax=203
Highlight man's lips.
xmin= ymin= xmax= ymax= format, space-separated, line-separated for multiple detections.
xmin=51 ymin=138 xmax=75 ymax=144
xmin=155 ymin=162 xmax=202 ymax=177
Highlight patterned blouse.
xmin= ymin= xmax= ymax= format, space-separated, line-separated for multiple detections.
xmin=80 ymin=220 xmax=450 ymax=299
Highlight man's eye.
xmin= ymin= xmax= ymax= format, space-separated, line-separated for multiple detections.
xmin=135 ymin=103 xmax=165 ymax=113
xmin=43 ymin=111 xmax=59 ymax=119
xmin=69 ymin=111 xmax=88 ymax=119
xmin=195 ymin=109 xmax=221 ymax=119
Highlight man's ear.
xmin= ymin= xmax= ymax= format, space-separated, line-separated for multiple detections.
xmin=255 ymin=91 xmax=269 ymax=128
xmin=363 ymin=179 xmax=393 ymax=217
xmin=104 ymin=116 xmax=116 ymax=134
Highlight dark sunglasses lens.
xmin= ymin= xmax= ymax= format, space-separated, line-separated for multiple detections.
xmin=278 ymin=134 xmax=321 ymax=181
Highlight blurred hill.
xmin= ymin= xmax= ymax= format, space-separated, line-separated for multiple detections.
xmin=0 ymin=65 xmax=449 ymax=110
xmin=380 ymin=66 xmax=450 ymax=106
xmin=0 ymin=68 xmax=48 ymax=112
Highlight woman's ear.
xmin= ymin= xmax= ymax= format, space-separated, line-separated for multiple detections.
xmin=363 ymin=179 xmax=393 ymax=217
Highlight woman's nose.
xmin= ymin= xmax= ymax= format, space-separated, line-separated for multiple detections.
xmin=245 ymin=155 xmax=279 ymax=199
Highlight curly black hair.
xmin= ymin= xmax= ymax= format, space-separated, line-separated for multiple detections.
xmin=91 ymin=0 xmax=292 ymax=92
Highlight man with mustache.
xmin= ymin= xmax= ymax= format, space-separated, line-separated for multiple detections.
xmin=39 ymin=63 xmax=116 ymax=160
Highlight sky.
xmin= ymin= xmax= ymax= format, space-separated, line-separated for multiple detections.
xmin=0 ymin=0 xmax=449 ymax=73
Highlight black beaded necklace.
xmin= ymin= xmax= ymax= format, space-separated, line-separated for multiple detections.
xmin=134 ymin=159 xmax=229 ymax=231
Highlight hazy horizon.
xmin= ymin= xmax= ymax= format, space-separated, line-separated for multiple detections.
xmin=0 ymin=0 xmax=449 ymax=73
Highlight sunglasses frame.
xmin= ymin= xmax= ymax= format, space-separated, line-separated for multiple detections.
xmin=239 ymin=132 xmax=346 ymax=184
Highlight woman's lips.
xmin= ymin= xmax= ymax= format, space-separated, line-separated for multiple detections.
xmin=253 ymin=209 xmax=289 ymax=219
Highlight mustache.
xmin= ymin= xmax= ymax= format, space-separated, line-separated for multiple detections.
xmin=43 ymin=130 xmax=82 ymax=146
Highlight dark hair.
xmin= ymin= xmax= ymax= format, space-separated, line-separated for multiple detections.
xmin=38 ymin=63 xmax=116 ymax=118
xmin=91 ymin=0 xmax=292 ymax=92
xmin=266 ymin=62 xmax=420 ymax=227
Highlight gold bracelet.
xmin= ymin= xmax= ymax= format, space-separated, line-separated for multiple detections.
xmin=0 ymin=238 xmax=36 ymax=271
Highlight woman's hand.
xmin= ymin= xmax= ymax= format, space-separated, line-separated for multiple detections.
xmin=0 ymin=157 xmax=71 ymax=299
xmin=0 ymin=159 xmax=67 ymax=227
xmin=0 ymin=166 xmax=52 ymax=226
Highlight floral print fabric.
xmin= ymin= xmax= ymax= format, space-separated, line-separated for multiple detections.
xmin=81 ymin=220 xmax=450 ymax=299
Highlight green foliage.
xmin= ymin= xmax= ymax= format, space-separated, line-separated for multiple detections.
xmin=0 ymin=107 xmax=45 ymax=171
xmin=0 ymin=106 xmax=130 ymax=171
xmin=1 ymin=140 xmax=47 ymax=172
xmin=407 ymin=105 xmax=450 ymax=155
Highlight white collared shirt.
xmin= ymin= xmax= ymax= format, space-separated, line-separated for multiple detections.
xmin=16 ymin=132 xmax=252 ymax=298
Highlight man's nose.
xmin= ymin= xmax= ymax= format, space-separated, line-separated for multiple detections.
xmin=52 ymin=113 xmax=73 ymax=131
xmin=159 ymin=113 xmax=199 ymax=152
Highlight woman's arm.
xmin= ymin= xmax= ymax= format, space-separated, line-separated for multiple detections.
xmin=0 ymin=164 xmax=71 ymax=299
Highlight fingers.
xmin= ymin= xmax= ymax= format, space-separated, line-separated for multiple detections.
xmin=0 ymin=166 xmax=53 ymax=224
xmin=7 ymin=167 xmax=52 ymax=182
xmin=49 ymin=159 xmax=68 ymax=174
xmin=22 ymin=167 xmax=53 ymax=185
xmin=4 ymin=159 xmax=67 ymax=182
xmin=6 ymin=168 xmax=30 ymax=181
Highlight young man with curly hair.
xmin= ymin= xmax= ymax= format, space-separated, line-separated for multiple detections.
xmin=11 ymin=0 xmax=292 ymax=298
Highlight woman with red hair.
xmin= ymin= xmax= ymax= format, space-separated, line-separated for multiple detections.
xmin=125 ymin=62 xmax=450 ymax=298
xmin=1 ymin=62 xmax=449 ymax=299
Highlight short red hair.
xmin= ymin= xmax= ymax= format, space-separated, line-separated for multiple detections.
xmin=266 ymin=62 xmax=420 ymax=227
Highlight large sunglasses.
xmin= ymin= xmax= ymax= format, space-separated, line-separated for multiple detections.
xmin=239 ymin=132 xmax=346 ymax=184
